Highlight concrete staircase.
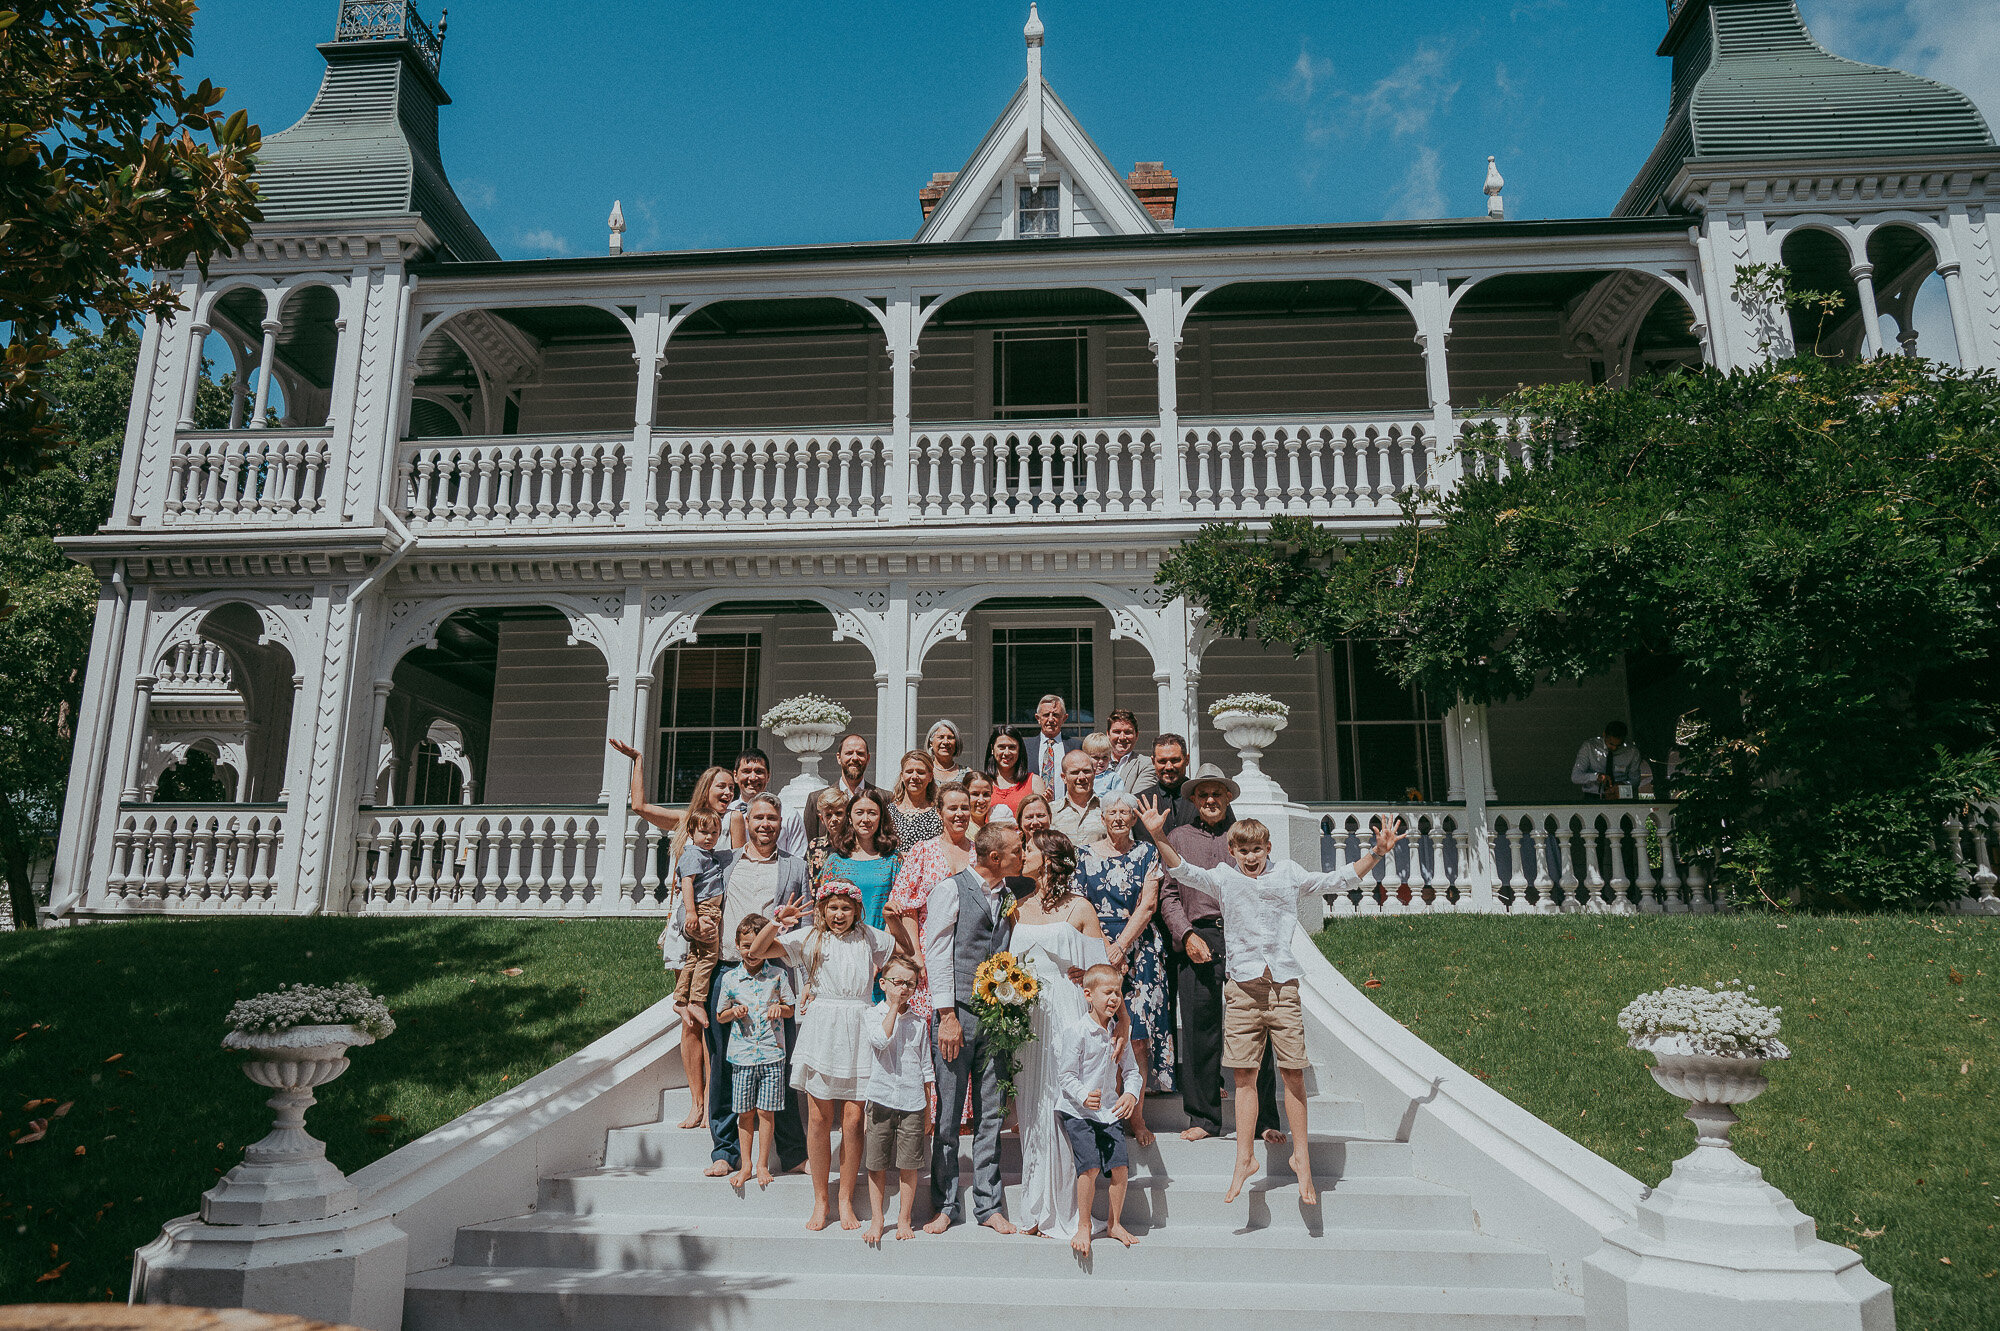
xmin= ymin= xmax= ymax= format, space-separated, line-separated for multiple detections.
xmin=404 ymin=1086 xmax=1585 ymax=1330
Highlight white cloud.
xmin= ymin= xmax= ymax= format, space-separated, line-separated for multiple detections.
xmin=1279 ymin=44 xmax=1334 ymax=106
xmin=458 ymin=178 xmax=498 ymax=212
xmin=1353 ymin=44 xmax=1460 ymax=140
xmin=1494 ymin=62 xmax=1517 ymax=101
xmin=1799 ymin=0 xmax=2000 ymax=131
xmin=515 ymin=228 xmax=573 ymax=257
xmin=1389 ymin=146 xmax=1447 ymax=219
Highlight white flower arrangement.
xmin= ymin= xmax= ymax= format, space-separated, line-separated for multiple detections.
xmin=1617 ymin=980 xmax=1787 ymax=1058
xmin=759 ymin=694 xmax=852 ymax=729
xmin=1208 ymin=692 xmax=1291 ymax=719
xmin=226 ymin=982 xmax=397 ymax=1040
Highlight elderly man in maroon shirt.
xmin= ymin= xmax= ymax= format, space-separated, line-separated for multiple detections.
xmin=1153 ymin=766 xmax=1282 ymax=1144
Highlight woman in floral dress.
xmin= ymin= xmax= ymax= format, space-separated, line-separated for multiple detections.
xmin=1076 ymin=790 xmax=1172 ymax=1143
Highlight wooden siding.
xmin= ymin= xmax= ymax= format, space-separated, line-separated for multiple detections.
xmin=963 ymin=183 xmax=1008 ymax=241
xmin=656 ymin=331 xmax=890 ymax=428
xmin=1485 ymin=664 xmax=1631 ymax=803
xmin=764 ymin=614 xmax=877 ymax=750
xmin=1447 ymin=307 xmax=1589 ymax=407
xmin=484 ymin=619 xmax=612 ymax=804
xmin=912 ymin=329 xmax=977 ymax=420
xmin=512 ymin=341 xmax=640 ymax=435
xmin=1177 ymin=316 xmax=1429 ymax=416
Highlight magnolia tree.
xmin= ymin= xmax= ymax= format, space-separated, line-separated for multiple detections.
xmin=1157 ymin=357 xmax=2000 ymax=910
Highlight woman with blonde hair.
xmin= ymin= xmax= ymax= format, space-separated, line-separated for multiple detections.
xmin=888 ymin=748 xmax=942 ymax=845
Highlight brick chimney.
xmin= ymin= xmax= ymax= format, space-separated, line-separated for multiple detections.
xmin=1127 ymin=162 xmax=1178 ymax=223
xmin=919 ymin=172 xmax=959 ymax=222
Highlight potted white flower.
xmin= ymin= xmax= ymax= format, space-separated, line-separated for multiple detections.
xmin=762 ymin=694 xmax=851 ymax=804
xmin=1618 ymin=980 xmax=1788 ymax=1154
xmin=1208 ymin=692 xmax=1291 ymax=802
xmin=205 ymin=983 xmax=396 ymax=1225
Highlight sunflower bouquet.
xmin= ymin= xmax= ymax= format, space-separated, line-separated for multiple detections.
xmin=969 ymin=951 xmax=1041 ymax=1105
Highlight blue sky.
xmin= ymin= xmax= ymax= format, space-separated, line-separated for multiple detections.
xmin=187 ymin=0 xmax=1998 ymax=261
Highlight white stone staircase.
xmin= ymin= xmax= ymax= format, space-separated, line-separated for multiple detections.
xmin=402 ymin=1086 xmax=1585 ymax=1330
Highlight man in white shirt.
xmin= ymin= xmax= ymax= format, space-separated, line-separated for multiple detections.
xmin=729 ymin=748 xmax=809 ymax=858
xmin=1570 ymin=720 xmax=1653 ymax=800
xmin=1050 ymin=749 xmax=1106 ymax=845
xmin=1032 ymin=694 xmax=1069 ymax=793
xmin=1139 ymin=799 xmax=1404 ymax=1205
xmin=1054 ymin=963 xmax=1144 ymax=1257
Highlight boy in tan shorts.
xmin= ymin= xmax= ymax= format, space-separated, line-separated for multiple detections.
xmin=1138 ymin=802 xmax=1404 ymax=1204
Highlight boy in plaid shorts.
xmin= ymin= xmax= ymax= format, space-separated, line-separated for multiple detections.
xmin=714 ymin=913 xmax=795 ymax=1188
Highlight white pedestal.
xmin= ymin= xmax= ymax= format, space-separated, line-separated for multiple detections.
xmin=132 ymin=1211 xmax=409 ymax=1331
xmin=1582 ymin=1143 xmax=1895 ymax=1331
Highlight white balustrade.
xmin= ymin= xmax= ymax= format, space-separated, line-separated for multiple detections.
xmin=103 ymin=807 xmax=285 ymax=910
xmin=1946 ymin=800 xmax=2000 ymax=913
xmin=155 ymin=640 xmax=236 ymax=692
xmin=1183 ymin=416 xmax=1433 ymax=516
xmin=908 ymin=422 xmax=1159 ymax=520
xmin=1485 ymin=803 xmax=1711 ymax=914
xmin=399 ymin=437 xmax=628 ymax=528
xmin=349 ymin=808 xmax=615 ymax=912
xmin=164 ymin=432 xmax=332 ymax=521
xmin=1319 ymin=807 xmax=1472 ymax=914
xmin=1457 ymin=416 xmax=1538 ymax=482
xmin=651 ymin=431 xmax=887 ymax=524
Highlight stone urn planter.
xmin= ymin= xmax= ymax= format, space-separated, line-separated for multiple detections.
xmin=1631 ymin=1032 xmax=1788 ymax=1154
xmin=202 ymin=1024 xmax=376 ymax=1225
xmin=1211 ymin=705 xmax=1290 ymax=804
xmin=771 ymin=720 xmax=844 ymax=810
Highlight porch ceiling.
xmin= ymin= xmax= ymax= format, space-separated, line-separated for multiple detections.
xmin=1186 ymin=279 xmax=1405 ymax=322
xmin=393 ymin=605 xmax=564 ymax=698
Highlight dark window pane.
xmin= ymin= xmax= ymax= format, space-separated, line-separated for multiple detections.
xmin=1345 ymin=639 xmax=1434 ymax=722
xmin=656 ymin=634 xmax=762 ymax=802
xmin=996 ymin=331 xmax=1085 ymax=416
xmin=1349 ymin=724 xmax=1430 ymax=802
xmin=992 ymin=628 xmax=1093 ymax=736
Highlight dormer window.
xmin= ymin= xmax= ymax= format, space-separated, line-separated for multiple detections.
xmin=1017 ymin=184 xmax=1060 ymax=237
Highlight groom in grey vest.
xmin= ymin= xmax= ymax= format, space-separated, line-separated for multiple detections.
xmin=919 ymin=822 xmax=1024 ymax=1234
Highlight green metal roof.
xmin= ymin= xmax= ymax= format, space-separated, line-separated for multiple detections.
xmin=251 ymin=5 xmax=497 ymax=261
xmin=1619 ymin=0 xmax=1993 ymax=216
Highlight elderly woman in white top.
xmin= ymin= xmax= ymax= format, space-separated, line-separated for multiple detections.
xmin=926 ymin=719 xmax=968 ymax=788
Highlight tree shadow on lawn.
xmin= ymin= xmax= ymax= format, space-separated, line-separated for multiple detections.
xmin=0 ymin=916 xmax=663 ymax=1304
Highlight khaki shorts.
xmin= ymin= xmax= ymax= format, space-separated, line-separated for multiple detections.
xmin=863 ymin=1101 xmax=927 ymax=1173
xmin=1222 ymin=976 xmax=1309 ymax=1070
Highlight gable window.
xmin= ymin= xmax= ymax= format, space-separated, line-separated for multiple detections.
xmin=1330 ymin=639 xmax=1446 ymax=802
xmin=994 ymin=329 xmax=1087 ymax=419
xmin=1017 ymin=184 xmax=1060 ymax=237
xmin=992 ymin=627 xmax=1094 ymax=741
xmin=656 ymin=632 xmax=761 ymax=802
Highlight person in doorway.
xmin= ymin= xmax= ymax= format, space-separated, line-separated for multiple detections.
xmin=1155 ymin=765 xmax=1282 ymax=1145
xmin=702 ymin=793 xmax=811 ymax=1178
xmin=1107 ymin=710 xmax=1159 ymax=796
xmin=1032 ymin=695 xmax=1071 ymax=792
xmin=1571 ymin=721 xmax=1653 ymax=800
xmin=805 ymin=733 xmax=873 ymax=841
xmin=1051 ymin=749 xmax=1107 ymax=845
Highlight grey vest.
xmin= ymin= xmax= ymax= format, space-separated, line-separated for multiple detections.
xmin=949 ymin=868 xmax=1013 ymax=1010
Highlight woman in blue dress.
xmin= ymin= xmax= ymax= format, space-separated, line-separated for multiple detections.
xmin=823 ymin=786 xmax=901 ymax=999
xmin=1075 ymin=790 xmax=1172 ymax=1145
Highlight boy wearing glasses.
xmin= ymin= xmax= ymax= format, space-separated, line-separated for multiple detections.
xmin=862 ymin=954 xmax=934 ymax=1244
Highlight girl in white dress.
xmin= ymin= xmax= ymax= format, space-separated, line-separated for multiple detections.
xmin=1010 ymin=829 xmax=1122 ymax=1238
xmin=752 ymin=878 xmax=897 ymax=1232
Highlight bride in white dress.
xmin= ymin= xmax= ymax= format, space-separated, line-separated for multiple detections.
xmin=1011 ymin=829 xmax=1121 ymax=1238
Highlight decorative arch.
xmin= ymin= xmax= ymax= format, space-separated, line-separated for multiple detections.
xmin=907 ymin=582 xmax=1179 ymax=676
xmin=1175 ymin=275 xmax=1421 ymax=335
xmin=1444 ymin=264 xmax=1706 ymax=326
xmin=641 ymin=587 xmax=891 ymax=676
xmin=909 ymin=282 xmax=1154 ymax=346
xmin=377 ymin=592 xmax=618 ymax=680
xmin=660 ymin=292 xmax=894 ymax=350
xmin=192 ymin=275 xmax=279 ymax=326
xmin=150 ymin=592 xmax=308 ymax=667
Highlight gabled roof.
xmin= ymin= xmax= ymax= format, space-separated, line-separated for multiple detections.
xmin=1619 ymin=0 xmax=1993 ymax=215
xmin=915 ymin=13 xmax=1164 ymax=243
xmin=253 ymin=8 xmax=498 ymax=261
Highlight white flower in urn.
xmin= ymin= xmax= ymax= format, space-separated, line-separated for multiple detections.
xmin=226 ymin=981 xmax=397 ymax=1041
xmin=1617 ymin=980 xmax=1788 ymax=1059
xmin=759 ymin=694 xmax=852 ymax=730
xmin=1208 ymin=692 xmax=1290 ymax=719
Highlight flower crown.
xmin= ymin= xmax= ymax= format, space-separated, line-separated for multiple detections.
xmin=816 ymin=878 xmax=863 ymax=903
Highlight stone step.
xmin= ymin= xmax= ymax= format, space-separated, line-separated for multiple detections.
xmin=603 ymin=1119 xmax=1407 ymax=1177
xmin=451 ymin=1211 xmax=1559 ymax=1289
xmin=537 ymin=1166 xmax=1477 ymax=1231
xmin=403 ymin=1265 xmax=1586 ymax=1331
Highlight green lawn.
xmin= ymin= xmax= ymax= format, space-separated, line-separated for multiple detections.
xmin=0 ymin=917 xmax=665 ymax=1304
xmin=1317 ymin=914 xmax=1999 ymax=1331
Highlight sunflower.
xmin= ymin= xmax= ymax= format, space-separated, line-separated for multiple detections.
xmin=1018 ymin=974 xmax=1041 ymax=1001
xmin=975 ymin=978 xmax=996 ymax=1004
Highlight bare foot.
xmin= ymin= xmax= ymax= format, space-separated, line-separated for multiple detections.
xmin=840 ymin=1206 xmax=863 ymax=1231
xmin=1262 ymin=1128 xmax=1288 ymax=1146
xmin=981 ymin=1213 xmax=1019 ymax=1235
xmin=1297 ymin=1174 xmax=1319 ymax=1206
xmin=681 ymin=1109 xmax=708 ymax=1130
xmin=703 ymin=1160 xmax=732 ymax=1177
xmin=806 ymin=1206 xmax=830 ymax=1231
xmin=754 ymin=1166 xmax=774 ymax=1189
xmin=1223 ymin=1155 xmax=1257 ymax=1203
xmin=1070 ymin=1225 xmax=1091 ymax=1258
xmin=1133 ymin=1123 xmax=1156 ymax=1149
xmin=924 ymin=1212 xmax=955 ymax=1234
xmin=862 ymin=1219 xmax=884 ymax=1247
xmin=1107 ymin=1223 xmax=1140 ymax=1248
xmin=1023 ymin=1225 xmax=1042 ymax=1237
xmin=689 ymin=1004 xmax=709 ymax=1029
xmin=727 ymin=1166 xmax=750 ymax=1189
xmin=896 ymin=1223 xmax=916 ymax=1240
xmin=1180 ymin=1125 xmax=1213 ymax=1141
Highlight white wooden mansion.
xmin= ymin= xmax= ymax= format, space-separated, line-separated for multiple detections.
xmin=51 ymin=0 xmax=2000 ymax=921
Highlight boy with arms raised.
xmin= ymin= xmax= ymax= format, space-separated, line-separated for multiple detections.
xmin=1138 ymin=800 xmax=1404 ymax=1204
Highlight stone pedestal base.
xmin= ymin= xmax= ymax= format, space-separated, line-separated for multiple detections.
xmin=1582 ymin=1144 xmax=1894 ymax=1331
xmin=132 ymin=1213 xmax=407 ymax=1331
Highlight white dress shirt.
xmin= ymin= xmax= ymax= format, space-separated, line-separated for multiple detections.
xmin=1034 ymin=732 xmax=1068 ymax=789
xmin=1163 ymin=859 xmax=1359 ymax=983
xmin=864 ymin=1000 xmax=936 ymax=1111
xmin=1054 ymin=1013 xmax=1143 ymax=1124
xmin=920 ymin=869 xmax=1010 ymax=1013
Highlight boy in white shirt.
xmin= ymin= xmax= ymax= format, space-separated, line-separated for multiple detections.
xmin=1055 ymin=963 xmax=1145 ymax=1257
xmin=862 ymin=954 xmax=933 ymax=1245
xmin=1138 ymin=801 xmax=1404 ymax=1205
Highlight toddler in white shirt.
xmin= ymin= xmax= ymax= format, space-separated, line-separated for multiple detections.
xmin=861 ymin=954 xmax=933 ymax=1245
xmin=1053 ymin=963 xmax=1145 ymax=1257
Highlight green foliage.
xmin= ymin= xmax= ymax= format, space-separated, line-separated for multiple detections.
xmin=1158 ymin=357 xmax=2000 ymax=909
xmin=0 ymin=0 xmax=261 ymax=486
xmin=1322 ymin=914 xmax=1999 ymax=1331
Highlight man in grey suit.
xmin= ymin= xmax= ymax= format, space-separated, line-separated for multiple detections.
xmin=1107 ymin=709 xmax=1158 ymax=795
xmin=919 ymin=822 xmax=1025 ymax=1233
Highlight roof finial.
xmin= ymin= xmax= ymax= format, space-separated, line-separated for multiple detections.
xmin=608 ymin=200 xmax=626 ymax=255
xmin=1025 ymin=3 xmax=1044 ymax=47
xmin=1483 ymin=155 xmax=1505 ymax=219
xmin=1024 ymin=4 xmax=1046 ymax=186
